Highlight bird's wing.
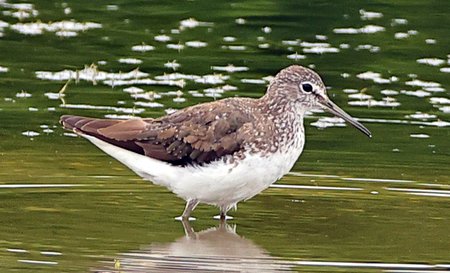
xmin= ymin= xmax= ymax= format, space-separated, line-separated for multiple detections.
xmin=60 ymin=101 xmax=253 ymax=165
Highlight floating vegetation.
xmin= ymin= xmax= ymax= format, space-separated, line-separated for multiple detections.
xmin=359 ymin=9 xmax=383 ymax=20
xmin=401 ymin=90 xmax=431 ymax=98
xmin=311 ymin=117 xmax=346 ymax=129
xmin=417 ymin=58 xmax=445 ymax=66
xmin=118 ymin=58 xmax=142 ymax=64
xmin=355 ymin=44 xmax=380 ymax=53
xmin=15 ymin=91 xmax=32 ymax=98
xmin=106 ymin=4 xmax=119 ymax=11
xmin=123 ymin=87 xmax=144 ymax=94
xmin=394 ymin=32 xmax=410 ymax=39
xmin=134 ymin=101 xmax=164 ymax=108
xmin=221 ymin=45 xmax=247 ymax=51
xmin=348 ymin=93 xmax=372 ymax=100
xmin=154 ymin=34 xmax=171 ymax=42
xmin=234 ymin=18 xmax=246 ymax=24
xmin=381 ymin=89 xmax=399 ymax=96
xmin=166 ymin=43 xmax=185 ymax=50
xmin=405 ymin=112 xmax=437 ymax=120
xmin=333 ymin=25 xmax=385 ymax=34
xmin=356 ymin=71 xmax=397 ymax=84
xmin=211 ymin=64 xmax=249 ymax=73
xmin=36 ymin=65 xmax=148 ymax=83
xmin=164 ymin=60 xmax=181 ymax=70
xmin=430 ymin=97 xmax=450 ymax=105
xmin=22 ymin=131 xmax=40 ymax=137
xmin=223 ymin=36 xmax=237 ymax=42
xmin=179 ymin=18 xmax=213 ymax=29
xmin=348 ymin=99 xmax=400 ymax=108
xmin=241 ymin=78 xmax=267 ymax=85
xmin=10 ymin=20 xmax=101 ymax=36
xmin=185 ymin=40 xmax=208 ymax=48
xmin=286 ymin=53 xmax=306 ymax=60
xmin=61 ymin=104 xmax=144 ymax=114
xmin=300 ymin=42 xmax=340 ymax=54
xmin=391 ymin=18 xmax=408 ymax=25
xmin=131 ymin=44 xmax=155 ymax=52
xmin=405 ymin=79 xmax=441 ymax=88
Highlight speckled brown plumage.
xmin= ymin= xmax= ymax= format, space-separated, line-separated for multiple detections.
xmin=61 ymin=65 xmax=369 ymax=167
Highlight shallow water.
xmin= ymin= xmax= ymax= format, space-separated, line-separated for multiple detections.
xmin=0 ymin=0 xmax=449 ymax=272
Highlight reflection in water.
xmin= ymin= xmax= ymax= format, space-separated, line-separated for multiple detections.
xmin=94 ymin=220 xmax=292 ymax=272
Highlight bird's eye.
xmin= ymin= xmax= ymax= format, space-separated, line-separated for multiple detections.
xmin=301 ymin=83 xmax=313 ymax=93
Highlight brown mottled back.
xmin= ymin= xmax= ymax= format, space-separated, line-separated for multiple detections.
xmin=61 ymin=98 xmax=257 ymax=166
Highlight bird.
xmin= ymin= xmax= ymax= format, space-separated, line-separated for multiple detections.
xmin=60 ymin=65 xmax=371 ymax=221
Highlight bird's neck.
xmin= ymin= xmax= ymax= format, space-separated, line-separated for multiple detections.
xmin=259 ymin=83 xmax=306 ymax=119
xmin=257 ymin=85 xmax=306 ymax=152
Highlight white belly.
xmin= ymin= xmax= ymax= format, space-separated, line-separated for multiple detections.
xmin=83 ymin=134 xmax=304 ymax=208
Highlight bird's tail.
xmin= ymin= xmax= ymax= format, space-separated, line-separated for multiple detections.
xmin=60 ymin=115 xmax=122 ymax=136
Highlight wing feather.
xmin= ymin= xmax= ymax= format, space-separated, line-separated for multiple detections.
xmin=60 ymin=99 xmax=253 ymax=166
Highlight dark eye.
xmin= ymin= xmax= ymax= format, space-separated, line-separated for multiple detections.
xmin=301 ymin=83 xmax=313 ymax=93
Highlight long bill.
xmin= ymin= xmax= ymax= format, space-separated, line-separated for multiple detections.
xmin=317 ymin=95 xmax=372 ymax=138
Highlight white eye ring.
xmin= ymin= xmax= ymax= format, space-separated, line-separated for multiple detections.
xmin=300 ymin=82 xmax=314 ymax=93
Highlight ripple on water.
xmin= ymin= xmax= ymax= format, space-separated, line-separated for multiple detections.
xmin=386 ymin=187 xmax=450 ymax=198
xmin=410 ymin=133 xmax=430 ymax=139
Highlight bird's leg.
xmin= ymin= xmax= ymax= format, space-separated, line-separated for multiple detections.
xmin=214 ymin=204 xmax=235 ymax=220
xmin=180 ymin=217 xmax=197 ymax=239
xmin=219 ymin=210 xmax=227 ymax=221
xmin=179 ymin=199 xmax=199 ymax=221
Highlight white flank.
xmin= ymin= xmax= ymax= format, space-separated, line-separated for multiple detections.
xmin=83 ymin=132 xmax=304 ymax=208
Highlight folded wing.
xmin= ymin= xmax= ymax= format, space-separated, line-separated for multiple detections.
xmin=60 ymin=102 xmax=253 ymax=166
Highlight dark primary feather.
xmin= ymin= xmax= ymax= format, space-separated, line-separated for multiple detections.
xmin=60 ymin=99 xmax=254 ymax=166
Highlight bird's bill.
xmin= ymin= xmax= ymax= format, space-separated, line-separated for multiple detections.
xmin=317 ymin=96 xmax=372 ymax=138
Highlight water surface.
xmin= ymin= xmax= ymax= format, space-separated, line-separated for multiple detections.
xmin=0 ymin=0 xmax=449 ymax=272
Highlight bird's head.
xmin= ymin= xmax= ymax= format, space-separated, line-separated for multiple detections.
xmin=268 ymin=65 xmax=371 ymax=137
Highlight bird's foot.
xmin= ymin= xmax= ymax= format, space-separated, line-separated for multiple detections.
xmin=174 ymin=216 xmax=196 ymax=221
xmin=213 ymin=214 xmax=233 ymax=220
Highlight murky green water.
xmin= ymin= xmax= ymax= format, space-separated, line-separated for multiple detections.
xmin=0 ymin=0 xmax=449 ymax=272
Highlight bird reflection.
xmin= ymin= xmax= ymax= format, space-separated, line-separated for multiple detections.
xmin=95 ymin=219 xmax=292 ymax=272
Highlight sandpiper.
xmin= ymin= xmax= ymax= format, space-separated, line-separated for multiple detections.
xmin=61 ymin=65 xmax=371 ymax=220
